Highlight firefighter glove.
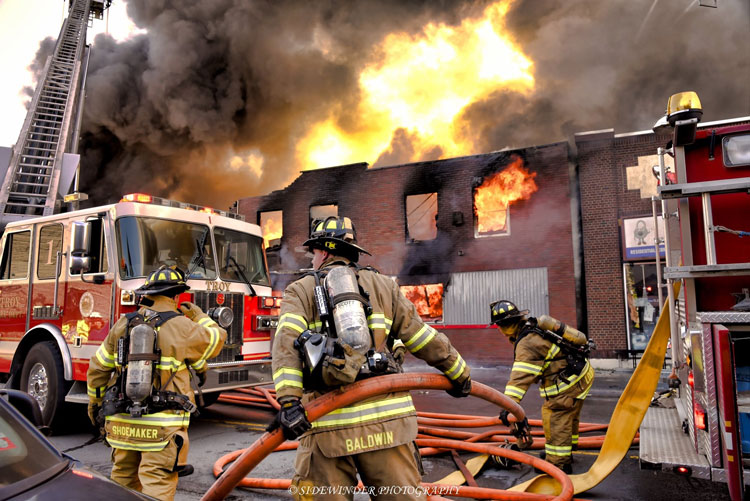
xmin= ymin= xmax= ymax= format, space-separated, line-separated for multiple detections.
xmin=267 ymin=398 xmax=311 ymax=440
xmin=197 ymin=371 xmax=207 ymax=387
xmin=392 ymin=344 xmax=406 ymax=365
xmin=511 ymin=417 xmax=534 ymax=450
xmin=446 ymin=377 xmax=472 ymax=398
xmin=179 ymin=301 xmax=204 ymax=321
xmin=87 ymin=402 xmax=100 ymax=427
xmin=499 ymin=409 xmax=511 ymax=427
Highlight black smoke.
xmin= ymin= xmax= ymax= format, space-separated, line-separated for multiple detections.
xmin=26 ymin=0 xmax=750 ymax=208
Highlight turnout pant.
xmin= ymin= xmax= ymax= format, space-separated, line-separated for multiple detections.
xmin=291 ymin=435 xmax=425 ymax=501
xmin=541 ymin=369 xmax=594 ymax=468
xmin=110 ymin=434 xmax=184 ymax=501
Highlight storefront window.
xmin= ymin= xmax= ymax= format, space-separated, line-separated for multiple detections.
xmin=624 ymin=262 xmax=662 ymax=350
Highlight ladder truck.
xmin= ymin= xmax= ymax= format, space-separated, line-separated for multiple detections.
xmin=0 ymin=0 xmax=110 ymax=227
xmin=0 ymin=2 xmax=280 ymax=429
xmin=640 ymin=91 xmax=750 ymax=499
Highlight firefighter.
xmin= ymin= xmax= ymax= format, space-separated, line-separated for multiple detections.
xmin=490 ymin=300 xmax=594 ymax=473
xmin=87 ymin=266 xmax=226 ymax=500
xmin=271 ymin=216 xmax=471 ymax=501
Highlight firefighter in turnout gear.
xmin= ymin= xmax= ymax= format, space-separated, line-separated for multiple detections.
xmin=272 ymin=216 xmax=471 ymax=501
xmin=490 ymin=300 xmax=594 ymax=473
xmin=87 ymin=266 xmax=226 ymax=500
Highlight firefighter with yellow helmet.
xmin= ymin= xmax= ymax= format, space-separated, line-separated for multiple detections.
xmin=87 ymin=266 xmax=226 ymax=500
xmin=271 ymin=216 xmax=471 ymax=500
xmin=490 ymin=300 xmax=595 ymax=473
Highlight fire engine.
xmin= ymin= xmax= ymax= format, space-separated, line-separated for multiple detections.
xmin=640 ymin=91 xmax=750 ymax=498
xmin=0 ymin=193 xmax=280 ymax=428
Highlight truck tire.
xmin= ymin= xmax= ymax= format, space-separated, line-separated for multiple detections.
xmin=19 ymin=341 xmax=69 ymax=430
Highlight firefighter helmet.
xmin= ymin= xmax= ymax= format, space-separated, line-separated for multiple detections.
xmin=136 ymin=265 xmax=189 ymax=297
xmin=302 ymin=216 xmax=371 ymax=261
xmin=490 ymin=300 xmax=528 ymax=326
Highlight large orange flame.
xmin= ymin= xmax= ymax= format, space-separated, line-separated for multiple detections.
xmin=474 ymin=157 xmax=537 ymax=233
xmin=297 ymin=0 xmax=533 ymax=169
xmin=261 ymin=212 xmax=283 ymax=248
xmin=401 ymin=284 xmax=444 ymax=322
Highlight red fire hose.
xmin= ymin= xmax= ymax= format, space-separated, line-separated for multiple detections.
xmin=201 ymin=373 xmax=575 ymax=501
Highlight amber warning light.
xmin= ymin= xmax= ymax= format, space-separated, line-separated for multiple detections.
xmin=119 ymin=193 xmax=244 ymax=221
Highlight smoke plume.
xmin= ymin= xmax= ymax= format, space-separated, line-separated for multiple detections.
xmin=27 ymin=0 xmax=750 ymax=209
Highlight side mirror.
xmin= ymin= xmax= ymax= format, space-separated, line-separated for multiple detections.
xmin=0 ymin=389 xmax=49 ymax=434
xmin=70 ymin=255 xmax=91 ymax=275
xmin=70 ymin=221 xmax=103 ymax=283
xmin=71 ymin=221 xmax=91 ymax=258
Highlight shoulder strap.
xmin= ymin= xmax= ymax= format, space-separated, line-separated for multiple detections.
xmin=152 ymin=310 xmax=182 ymax=327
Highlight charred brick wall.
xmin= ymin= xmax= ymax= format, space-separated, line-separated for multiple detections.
xmin=238 ymin=142 xmax=580 ymax=332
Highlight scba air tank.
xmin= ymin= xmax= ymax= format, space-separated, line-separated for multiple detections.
xmin=537 ymin=314 xmax=587 ymax=345
xmin=126 ymin=324 xmax=156 ymax=403
xmin=325 ymin=266 xmax=372 ymax=353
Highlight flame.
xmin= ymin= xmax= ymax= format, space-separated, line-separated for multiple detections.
xmin=400 ymin=284 xmax=444 ymax=321
xmin=297 ymin=0 xmax=534 ymax=169
xmin=474 ymin=157 xmax=537 ymax=233
xmin=261 ymin=213 xmax=283 ymax=248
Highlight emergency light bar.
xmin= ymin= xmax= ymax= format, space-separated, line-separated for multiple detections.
xmin=120 ymin=193 xmax=244 ymax=221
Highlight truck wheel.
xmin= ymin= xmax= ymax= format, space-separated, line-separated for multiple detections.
xmin=19 ymin=341 xmax=69 ymax=429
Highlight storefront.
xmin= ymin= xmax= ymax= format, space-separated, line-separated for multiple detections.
xmin=621 ymin=215 xmax=666 ymax=350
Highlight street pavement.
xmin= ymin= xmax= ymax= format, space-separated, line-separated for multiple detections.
xmin=48 ymin=362 xmax=731 ymax=500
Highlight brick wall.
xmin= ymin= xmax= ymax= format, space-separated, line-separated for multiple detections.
xmin=576 ymin=130 xmax=669 ymax=354
xmin=238 ymin=143 xmax=580 ymax=333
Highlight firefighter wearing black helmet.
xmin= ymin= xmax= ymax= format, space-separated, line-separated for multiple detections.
xmin=490 ymin=300 xmax=595 ymax=473
xmin=87 ymin=265 xmax=226 ymax=500
xmin=272 ymin=216 xmax=471 ymax=500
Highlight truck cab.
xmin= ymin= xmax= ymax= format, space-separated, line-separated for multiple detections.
xmin=0 ymin=194 xmax=279 ymax=428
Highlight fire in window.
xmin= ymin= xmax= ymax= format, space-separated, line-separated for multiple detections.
xmin=259 ymin=210 xmax=283 ymax=249
xmin=473 ymin=157 xmax=537 ymax=236
xmin=406 ymin=193 xmax=437 ymax=241
xmin=400 ymin=284 xmax=444 ymax=323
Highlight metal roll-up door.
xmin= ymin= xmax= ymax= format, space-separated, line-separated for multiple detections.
xmin=443 ymin=268 xmax=549 ymax=325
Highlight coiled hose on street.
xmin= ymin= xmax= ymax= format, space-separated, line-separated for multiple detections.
xmin=202 ymin=373 xmax=581 ymax=501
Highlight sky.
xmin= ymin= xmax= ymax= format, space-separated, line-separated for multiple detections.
xmin=0 ymin=0 xmax=142 ymax=146
xmin=0 ymin=0 xmax=748 ymax=210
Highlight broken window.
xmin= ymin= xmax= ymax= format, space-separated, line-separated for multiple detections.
xmin=400 ymin=284 xmax=444 ymax=323
xmin=310 ymin=204 xmax=338 ymax=230
xmin=473 ymin=159 xmax=538 ymax=237
xmin=259 ymin=210 xmax=283 ymax=249
xmin=406 ymin=193 xmax=437 ymax=241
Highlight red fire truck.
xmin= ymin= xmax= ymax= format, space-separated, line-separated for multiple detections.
xmin=0 ymin=193 xmax=280 ymax=427
xmin=640 ymin=92 xmax=750 ymax=498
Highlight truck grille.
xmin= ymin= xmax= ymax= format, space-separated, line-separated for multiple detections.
xmin=193 ymin=292 xmax=244 ymax=363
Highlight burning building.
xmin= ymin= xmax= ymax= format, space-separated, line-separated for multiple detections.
xmin=237 ymin=143 xmax=578 ymax=363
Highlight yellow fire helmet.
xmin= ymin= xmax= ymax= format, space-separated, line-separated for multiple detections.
xmin=136 ymin=265 xmax=189 ymax=297
xmin=302 ymin=216 xmax=371 ymax=261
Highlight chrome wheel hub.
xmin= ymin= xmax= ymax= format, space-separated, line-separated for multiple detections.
xmin=27 ymin=362 xmax=49 ymax=412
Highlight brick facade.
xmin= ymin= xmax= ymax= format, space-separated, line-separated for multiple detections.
xmin=237 ymin=121 xmax=744 ymax=357
xmin=238 ymin=143 xmax=581 ymax=351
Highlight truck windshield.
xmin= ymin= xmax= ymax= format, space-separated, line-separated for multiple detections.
xmin=116 ymin=217 xmax=217 ymax=279
xmin=214 ymin=227 xmax=270 ymax=286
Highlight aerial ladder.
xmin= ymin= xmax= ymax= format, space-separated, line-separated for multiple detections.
xmin=0 ymin=0 xmax=111 ymax=230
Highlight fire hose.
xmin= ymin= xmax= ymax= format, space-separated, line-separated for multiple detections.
xmin=201 ymin=374 xmax=575 ymax=501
